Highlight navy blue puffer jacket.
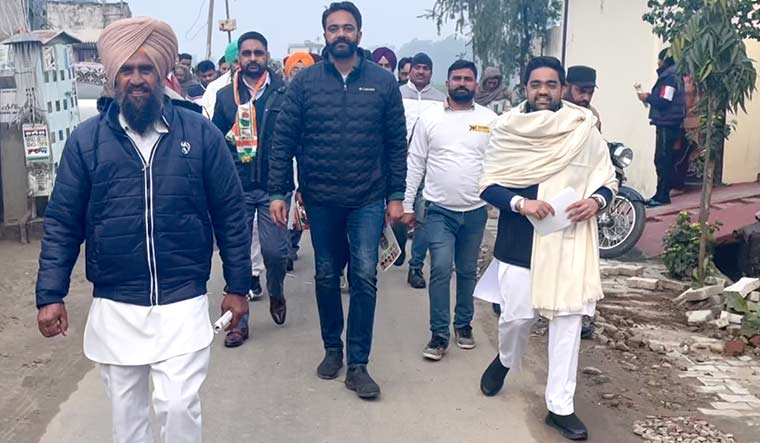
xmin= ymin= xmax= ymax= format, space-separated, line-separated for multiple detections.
xmin=35 ymin=98 xmax=251 ymax=308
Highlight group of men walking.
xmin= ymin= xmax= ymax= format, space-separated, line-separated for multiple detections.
xmin=35 ymin=1 xmax=619 ymax=442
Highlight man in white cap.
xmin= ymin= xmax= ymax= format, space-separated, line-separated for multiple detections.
xmin=35 ymin=17 xmax=250 ymax=442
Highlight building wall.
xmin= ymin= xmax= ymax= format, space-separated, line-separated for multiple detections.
xmin=548 ymin=0 xmax=662 ymax=197
xmin=722 ymin=39 xmax=760 ymax=184
xmin=46 ymin=1 xmax=130 ymax=31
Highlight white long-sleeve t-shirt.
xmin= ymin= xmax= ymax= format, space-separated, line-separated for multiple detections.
xmin=403 ymin=101 xmax=497 ymax=213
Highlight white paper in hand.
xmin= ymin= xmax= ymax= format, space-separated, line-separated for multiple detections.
xmin=527 ymin=187 xmax=580 ymax=236
xmin=379 ymin=223 xmax=402 ymax=272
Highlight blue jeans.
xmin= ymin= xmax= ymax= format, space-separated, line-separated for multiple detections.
xmin=307 ymin=200 xmax=385 ymax=366
xmin=426 ymin=204 xmax=488 ymax=339
xmin=289 ymin=229 xmax=303 ymax=261
xmin=408 ymin=188 xmax=429 ymax=271
xmin=240 ymin=189 xmax=290 ymax=329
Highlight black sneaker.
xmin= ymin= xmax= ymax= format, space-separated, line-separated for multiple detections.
xmin=248 ymin=275 xmax=263 ymax=301
xmin=454 ymin=326 xmax=476 ymax=349
xmin=545 ymin=412 xmax=589 ymax=441
xmin=408 ymin=269 xmax=426 ymax=289
xmin=317 ymin=349 xmax=344 ymax=380
xmin=422 ymin=335 xmax=449 ymax=361
xmin=345 ymin=365 xmax=381 ymax=399
xmin=481 ymin=354 xmax=510 ymax=396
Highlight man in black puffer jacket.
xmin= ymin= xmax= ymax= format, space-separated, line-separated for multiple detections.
xmin=213 ymin=31 xmax=290 ymax=347
xmin=269 ymin=1 xmax=407 ymax=400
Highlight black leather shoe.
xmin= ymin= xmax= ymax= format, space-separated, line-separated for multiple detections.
xmin=480 ymin=354 xmax=509 ymax=396
xmin=545 ymin=412 xmax=589 ymax=441
xmin=394 ymin=250 xmax=406 ymax=267
xmin=407 ymin=269 xmax=426 ymax=289
xmin=345 ymin=365 xmax=381 ymax=399
xmin=317 ymin=350 xmax=344 ymax=380
xmin=269 ymin=296 xmax=287 ymax=325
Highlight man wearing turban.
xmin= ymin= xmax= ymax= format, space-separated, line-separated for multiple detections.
xmin=283 ymin=51 xmax=315 ymax=81
xmin=371 ymin=47 xmax=397 ymax=73
xmin=35 ymin=17 xmax=251 ymax=442
xmin=202 ymin=40 xmax=240 ymax=119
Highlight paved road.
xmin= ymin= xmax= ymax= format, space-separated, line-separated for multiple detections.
xmin=38 ymin=235 xmax=564 ymax=443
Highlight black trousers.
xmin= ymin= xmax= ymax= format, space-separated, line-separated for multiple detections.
xmin=653 ymin=126 xmax=682 ymax=203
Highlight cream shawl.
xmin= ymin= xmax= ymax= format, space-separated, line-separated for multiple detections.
xmin=480 ymin=100 xmax=618 ymax=318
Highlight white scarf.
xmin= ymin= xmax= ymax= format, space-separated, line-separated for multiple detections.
xmin=480 ymin=101 xmax=618 ymax=317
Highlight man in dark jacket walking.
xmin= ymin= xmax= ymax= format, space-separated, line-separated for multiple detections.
xmin=35 ymin=17 xmax=250 ymax=441
xmin=213 ymin=31 xmax=290 ymax=347
xmin=638 ymin=49 xmax=686 ymax=207
xmin=269 ymin=1 xmax=407 ymax=400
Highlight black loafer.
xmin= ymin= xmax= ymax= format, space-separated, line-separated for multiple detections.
xmin=480 ymin=354 xmax=509 ymax=396
xmin=545 ymin=412 xmax=589 ymax=441
xmin=269 ymin=296 xmax=287 ymax=325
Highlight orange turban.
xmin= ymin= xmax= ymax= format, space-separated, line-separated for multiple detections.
xmin=284 ymin=52 xmax=315 ymax=78
xmin=97 ymin=17 xmax=178 ymax=89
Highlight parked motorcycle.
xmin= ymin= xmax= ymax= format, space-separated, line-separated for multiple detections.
xmin=598 ymin=142 xmax=647 ymax=258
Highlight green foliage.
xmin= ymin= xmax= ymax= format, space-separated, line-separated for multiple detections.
xmin=424 ymin=0 xmax=562 ymax=80
xmin=662 ymin=212 xmax=719 ymax=280
xmin=643 ymin=0 xmax=760 ymax=42
xmin=644 ymin=0 xmax=757 ymax=284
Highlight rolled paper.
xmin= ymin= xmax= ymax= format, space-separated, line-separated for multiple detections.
xmin=213 ymin=311 xmax=233 ymax=334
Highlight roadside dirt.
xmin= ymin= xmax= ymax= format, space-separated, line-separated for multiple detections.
xmin=477 ymin=221 xmax=758 ymax=443
xmin=0 ymin=241 xmax=93 ymax=443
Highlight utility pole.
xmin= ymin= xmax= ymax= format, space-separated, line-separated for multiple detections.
xmin=224 ymin=0 xmax=231 ymax=43
xmin=205 ymin=0 xmax=214 ymax=60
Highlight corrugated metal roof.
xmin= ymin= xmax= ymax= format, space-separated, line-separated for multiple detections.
xmin=1 ymin=30 xmax=81 ymax=46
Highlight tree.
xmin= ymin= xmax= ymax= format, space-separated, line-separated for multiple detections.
xmin=425 ymin=0 xmax=562 ymax=87
xmin=644 ymin=0 xmax=758 ymax=284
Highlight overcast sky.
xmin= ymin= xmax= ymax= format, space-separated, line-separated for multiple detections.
xmin=126 ymin=0 xmax=459 ymax=63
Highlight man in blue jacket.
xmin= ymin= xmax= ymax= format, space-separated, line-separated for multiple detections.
xmin=269 ymin=1 xmax=407 ymax=400
xmin=213 ymin=31 xmax=290 ymax=347
xmin=35 ymin=17 xmax=250 ymax=442
xmin=638 ymin=49 xmax=686 ymax=207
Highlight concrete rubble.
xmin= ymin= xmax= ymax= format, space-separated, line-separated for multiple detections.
xmin=632 ymin=416 xmax=736 ymax=443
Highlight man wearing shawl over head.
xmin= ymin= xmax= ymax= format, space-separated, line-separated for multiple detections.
xmin=475 ymin=56 xmax=617 ymax=441
xmin=34 ymin=17 xmax=251 ymax=442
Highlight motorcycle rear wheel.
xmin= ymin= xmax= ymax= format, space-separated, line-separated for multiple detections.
xmin=598 ymin=195 xmax=646 ymax=258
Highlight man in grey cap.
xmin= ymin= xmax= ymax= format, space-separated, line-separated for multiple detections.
xmin=564 ymin=65 xmax=602 ymax=132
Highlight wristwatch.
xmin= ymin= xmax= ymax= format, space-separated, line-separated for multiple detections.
xmin=515 ymin=197 xmax=527 ymax=215
xmin=591 ymin=195 xmax=606 ymax=211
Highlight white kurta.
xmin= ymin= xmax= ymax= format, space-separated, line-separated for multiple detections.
xmin=83 ymin=114 xmax=213 ymax=366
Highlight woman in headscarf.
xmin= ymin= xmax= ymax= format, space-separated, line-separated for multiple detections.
xmin=475 ymin=66 xmax=513 ymax=115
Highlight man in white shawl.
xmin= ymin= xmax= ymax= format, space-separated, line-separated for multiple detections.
xmin=475 ymin=56 xmax=617 ymax=441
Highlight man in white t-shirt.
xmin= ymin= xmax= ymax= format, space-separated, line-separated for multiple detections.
xmin=401 ymin=60 xmax=496 ymax=361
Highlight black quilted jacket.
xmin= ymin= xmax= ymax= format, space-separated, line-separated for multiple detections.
xmin=268 ymin=50 xmax=407 ymax=208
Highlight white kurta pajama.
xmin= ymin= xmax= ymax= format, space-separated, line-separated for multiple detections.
xmin=475 ymin=101 xmax=617 ymax=416
xmin=83 ymin=115 xmax=214 ymax=443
